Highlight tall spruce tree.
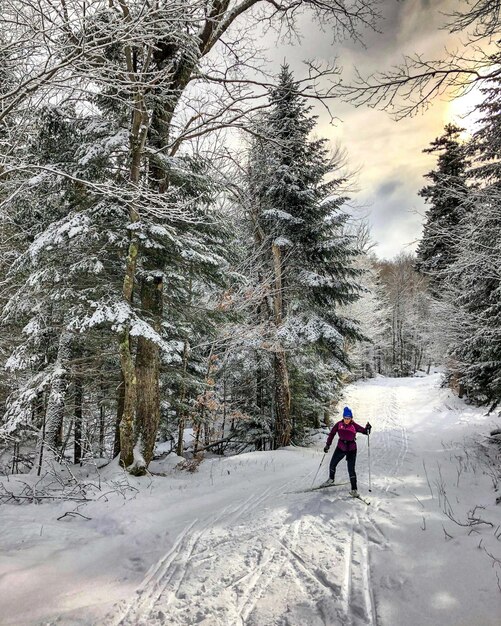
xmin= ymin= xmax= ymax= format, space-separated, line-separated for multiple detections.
xmin=449 ymin=72 xmax=501 ymax=402
xmin=247 ymin=65 xmax=362 ymax=446
xmin=415 ymin=123 xmax=470 ymax=295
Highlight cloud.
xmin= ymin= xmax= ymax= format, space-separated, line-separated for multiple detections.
xmin=377 ymin=179 xmax=404 ymax=198
xmin=262 ymin=0 xmax=470 ymax=259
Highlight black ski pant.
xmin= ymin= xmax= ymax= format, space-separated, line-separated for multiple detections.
xmin=329 ymin=447 xmax=357 ymax=490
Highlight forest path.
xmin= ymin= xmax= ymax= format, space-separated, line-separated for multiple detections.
xmin=106 ymin=378 xmax=414 ymax=626
xmin=3 ymin=374 xmax=500 ymax=626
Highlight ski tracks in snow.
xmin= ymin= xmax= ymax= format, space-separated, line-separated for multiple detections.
xmin=356 ymin=383 xmax=410 ymax=494
xmin=106 ymin=382 xmax=411 ymax=626
xmin=342 ymin=513 xmax=379 ymax=626
xmin=107 ymin=487 xmax=280 ymax=626
xmin=107 ymin=492 xmax=385 ymax=626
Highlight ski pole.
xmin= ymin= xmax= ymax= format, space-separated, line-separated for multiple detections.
xmin=367 ymin=432 xmax=372 ymax=492
xmin=311 ymin=452 xmax=326 ymax=488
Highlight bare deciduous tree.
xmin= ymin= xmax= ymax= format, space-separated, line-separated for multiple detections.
xmin=340 ymin=1 xmax=500 ymax=119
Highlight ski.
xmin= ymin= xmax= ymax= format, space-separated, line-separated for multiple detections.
xmin=351 ymin=493 xmax=370 ymax=505
xmin=289 ymin=481 xmax=349 ymax=494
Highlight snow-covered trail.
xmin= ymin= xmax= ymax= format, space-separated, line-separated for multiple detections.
xmin=104 ymin=378 xmax=403 ymax=626
xmin=106 ymin=466 xmax=376 ymax=626
xmin=102 ymin=374 xmax=500 ymax=626
xmin=344 ymin=375 xmax=501 ymax=626
xmin=1 ymin=374 xmax=500 ymax=626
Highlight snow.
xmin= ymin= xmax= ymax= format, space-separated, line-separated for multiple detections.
xmin=281 ymin=314 xmax=344 ymax=348
xmin=28 ymin=214 xmax=91 ymax=262
xmin=299 ymin=270 xmax=336 ymax=288
xmin=273 ymin=236 xmax=292 ymax=248
xmin=77 ymin=129 xmax=129 ymax=166
xmin=262 ymin=209 xmax=302 ymax=224
xmin=1 ymin=374 xmax=501 ymax=625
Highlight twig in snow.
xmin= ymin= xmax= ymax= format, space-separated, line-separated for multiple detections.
xmin=483 ymin=546 xmax=501 ymax=568
xmin=57 ymin=510 xmax=92 ymax=521
xmin=442 ymin=525 xmax=454 ymax=540
xmin=422 ymin=459 xmax=434 ymax=499
xmin=414 ymin=494 xmax=425 ymax=509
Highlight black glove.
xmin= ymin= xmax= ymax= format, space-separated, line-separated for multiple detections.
xmin=365 ymin=422 xmax=372 ymax=434
xmin=323 ymin=445 xmax=330 ymax=453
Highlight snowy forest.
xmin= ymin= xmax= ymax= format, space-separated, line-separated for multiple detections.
xmin=0 ymin=1 xmax=500 ymax=625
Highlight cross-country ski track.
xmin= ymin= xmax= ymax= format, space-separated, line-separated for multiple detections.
xmin=1 ymin=373 xmax=501 ymax=626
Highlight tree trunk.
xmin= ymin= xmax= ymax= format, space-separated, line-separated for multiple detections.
xmin=99 ymin=379 xmax=105 ymax=457
xmin=392 ymin=309 xmax=397 ymax=374
xmin=114 ymin=376 xmax=124 ymax=459
xmin=176 ymin=341 xmax=190 ymax=458
xmin=32 ymin=391 xmax=46 ymax=429
xmin=274 ymin=350 xmax=291 ymax=448
xmin=33 ymin=331 xmax=72 ymax=471
xmin=118 ymin=85 xmax=149 ymax=469
xmin=133 ymin=272 xmax=163 ymax=473
xmin=175 ymin=267 xmax=193 ymax=458
xmin=256 ymin=346 xmax=266 ymax=417
xmin=118 ymin=316 xmax=138 ymax=468
xmin=220 ymin=374 xmax=227 ymax=455
xmin=44 ymin=331 xmax=72 ymax=449
xmin=74 ymin=374 xmax=83 ymax=464
xmin=193 ymin=421 xmax=202 ymax=454
xmin=271 ymin=242 xmax=291 ymax=448
xmin=194 ymin=346 xmax=215 ymax=453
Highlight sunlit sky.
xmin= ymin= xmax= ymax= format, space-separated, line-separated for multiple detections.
xmin=265 ymin=0 xmax=484 ymax=259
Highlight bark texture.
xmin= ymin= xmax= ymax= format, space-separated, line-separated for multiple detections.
xmin=133 ymin=272 xmax=164 ymax=472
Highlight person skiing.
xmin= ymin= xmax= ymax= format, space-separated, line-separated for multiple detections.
xmin=322 ymin=406 xmax=371 ymax=497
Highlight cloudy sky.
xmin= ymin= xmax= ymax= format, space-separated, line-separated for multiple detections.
xmin=266 ymin=0 xmax=483 ymax=259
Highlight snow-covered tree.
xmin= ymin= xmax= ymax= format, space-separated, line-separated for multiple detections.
xmin=446 ymin=71 xmax=501 ymax=403
xmin=415 ymin=124 xmax=470 ymax=295
xmin=375 ymin=254 xmax=432 ymax=377
xmin=0 ymin=104 xmax=129 ymax=465
xmin=245 ymin=65 xmax=363 ymax=446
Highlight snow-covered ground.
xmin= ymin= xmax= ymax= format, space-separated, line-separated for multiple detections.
xmin=1 ymin=373 xmax=501 ymax=626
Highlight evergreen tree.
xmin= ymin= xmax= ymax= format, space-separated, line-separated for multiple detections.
xmin=449 ymin=72 xmax=501 ymax=402
xmin=0 ymin=104 xmax=129 ymax=464
xmin=141 ymin=154 xmax=232 ymax=462
xmin=415 ymin=123 xmax=470 ymax=294
xmin=246 ymin=65 xmax=362 ymax=446
xmin=0 ymin=102 xmax=232 ymax=471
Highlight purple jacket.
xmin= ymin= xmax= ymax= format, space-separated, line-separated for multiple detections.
xmin=326 ymin=420 xmax=368 ymax=452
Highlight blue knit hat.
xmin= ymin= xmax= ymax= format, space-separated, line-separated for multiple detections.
xmin=343 ymin=406 xmax=353 ymax=418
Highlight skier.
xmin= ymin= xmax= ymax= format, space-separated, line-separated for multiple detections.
xmin=322 ymin=406 xmax=371 ymax=497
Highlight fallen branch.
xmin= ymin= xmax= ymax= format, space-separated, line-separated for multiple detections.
xmin=57 ymin=510 xmax=92 ymax=521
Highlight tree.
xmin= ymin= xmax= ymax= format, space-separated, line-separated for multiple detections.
xmin=415 ymin=123 xmax=470 ymax=295
xmin=0 ymin=104 xmax=129 ymax=468
xmin=446 ymin=72 xmax=501 ymax=403
xmin=341 ymin=3 xmax=501 ymax=118
xmin=246 ymin=65 xmax=363 ymax=446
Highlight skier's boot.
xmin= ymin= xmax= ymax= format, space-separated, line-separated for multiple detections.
xmin=320 ymin=478 xmax=335 ymax=487
xmin=350 ymin=489 xmax=359 ymax=497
